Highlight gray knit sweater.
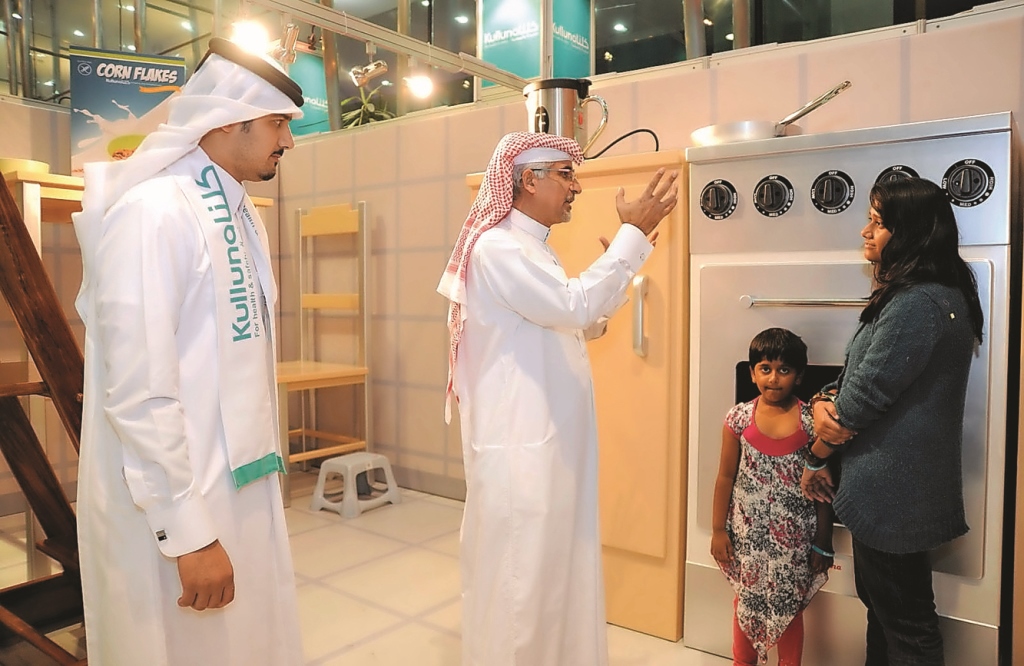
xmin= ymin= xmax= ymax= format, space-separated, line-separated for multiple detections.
xmin=828 ymin=282 xmax=975 ymax=554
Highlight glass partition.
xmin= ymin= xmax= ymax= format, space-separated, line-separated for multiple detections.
xmin=0 ymin=0 xmax=1012 ymax=114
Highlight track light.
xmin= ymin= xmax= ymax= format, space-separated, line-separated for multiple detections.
xmin=405 ymin=74 xmax=433 ymax=99
xmin=349 ymin=43 xmax=388 ymax=87
xmin=230 ymin=20 xmax=271 ymax=55
xmin=271 ymin=23 xmax=300 ymax=64
xmin=350 ymin=60 xmax=388 ymax=87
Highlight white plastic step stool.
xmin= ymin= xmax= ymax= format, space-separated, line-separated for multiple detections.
xmin=310 ymin=452 xmax=401 ymax=518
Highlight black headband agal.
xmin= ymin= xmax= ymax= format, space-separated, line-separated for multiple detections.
xmin=196 ymin=37 xmax=304 ymax=108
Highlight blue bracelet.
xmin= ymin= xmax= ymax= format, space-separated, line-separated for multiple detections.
xmin=803 ymin=459 xmax=827 ymax=471
xmin=811 ymin=544 xmax=835 ymax=558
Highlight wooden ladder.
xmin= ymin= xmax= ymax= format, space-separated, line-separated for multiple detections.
xmin=0 ymin=175 xmax=87 ymax=665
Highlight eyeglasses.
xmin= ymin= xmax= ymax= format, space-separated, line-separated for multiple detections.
xmin=532 ymin=167 xmax=578 ymax=183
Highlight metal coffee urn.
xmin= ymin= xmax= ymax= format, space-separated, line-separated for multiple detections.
xmin=523 ymin=78 xmax=609 ymax=156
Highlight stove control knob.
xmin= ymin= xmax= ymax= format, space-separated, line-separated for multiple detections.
xmin=811 ymin=170 xmax=855 ymax=215
xmin=875 ymin=164 xmax=919 ymax=184
xmin=699 ymin=179 xmax=738 ymax=220
xmin=753 ymin=175 xmax=795 ymax=217
xmin=942 ymin=159 xmax=995 ymax=207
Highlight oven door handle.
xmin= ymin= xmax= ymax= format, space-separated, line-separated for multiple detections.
xmin=740 ymin=295 xmax=869 ymax=308
xmin=632 ymin=274 xmax=648 ymax=357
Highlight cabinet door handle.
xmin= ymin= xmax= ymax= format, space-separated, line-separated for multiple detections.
xmin=632 ymin=274 xmax=648 ymax=357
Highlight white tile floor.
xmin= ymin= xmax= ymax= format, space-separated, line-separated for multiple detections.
xmin=0 ymin=477 xmax=730 ymax=665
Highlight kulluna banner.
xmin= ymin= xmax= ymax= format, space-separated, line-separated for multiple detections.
xmin=288 ymin=50 xmax=330 ymax=137
xmin=553 ymin=0 xmax=592 ymax=78
xmin=69 ymin=47 xmax=185 ymax=176
xmin=479 ymin=0 xmax=541 ymax=88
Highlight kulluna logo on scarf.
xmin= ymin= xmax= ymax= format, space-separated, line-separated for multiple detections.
xmin=195 ymin=164 xmax=262 ymax=342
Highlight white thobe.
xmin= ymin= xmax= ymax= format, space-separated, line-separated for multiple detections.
xmin=454 ymin=208 xmax=652 ymax=666
xmin=75 ymin=149 xmax=303 ymax=665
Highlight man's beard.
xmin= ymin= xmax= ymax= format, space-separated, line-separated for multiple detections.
xmin=258 ymin=155 xmax=283 ymax=181
xmin=561 ymin=197 xmax=573 ymax=222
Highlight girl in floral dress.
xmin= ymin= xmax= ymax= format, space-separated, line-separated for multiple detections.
xmin=711 ymin=328 xmax=834 ymax=666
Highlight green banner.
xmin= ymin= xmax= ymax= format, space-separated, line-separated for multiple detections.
xmin=288 ymin=50 xmax=330 ymax=136
xmin=480 ymin=0 xmax=541 ymax=88
xmin=553 ymin=0 xmax=592 ymax=78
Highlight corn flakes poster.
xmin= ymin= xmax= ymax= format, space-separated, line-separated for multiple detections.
xmin=69 ymin=47 xmax=185 ymax=176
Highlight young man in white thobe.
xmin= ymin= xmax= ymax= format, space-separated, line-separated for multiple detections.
xmin=437 ymin=132 xmax=678 ymax=666
xmin=73 ymin=38 xmax=304 ymax=665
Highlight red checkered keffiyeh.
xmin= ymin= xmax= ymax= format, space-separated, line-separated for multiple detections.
xmin=437 ymin=132 xmax=584 ymax=422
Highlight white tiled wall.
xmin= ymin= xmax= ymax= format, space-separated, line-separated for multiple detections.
xmin=2 ymin=8 xmax=1024 ymax=503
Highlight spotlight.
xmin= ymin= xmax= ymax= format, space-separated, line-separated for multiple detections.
xmin=350 ymin=60 xmax=388 ymax=87
xmin=230 ymin=20 xmax=271 ymax=55
xmin=405 ymin=74 xmax=433 ymax=99
xmin=271 ymin=23 xmax=300 ymax=64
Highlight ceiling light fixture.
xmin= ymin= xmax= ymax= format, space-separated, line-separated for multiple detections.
xmin=725 ymin=32 xmax=734 ymax=41
xmin=12 ymin=12 xmax=22 ymax=19
xmin=421 ymin=0 xmax=429 ymax=5
xmin=123 ymin=4 xmax=135 ymax=12
xmin=349 ymin=42 xmax=387 ymax=87
xmin=271 ymin=23 xmax=300 ymax=64
xmin=405 ymin=74 xmax=433 ymax=99
xmin=73 ymin=29 xmax=85 ymax=37
xmin=230 ymin=20 xmax=271 ymax=55
xmin=125 ymin=44 xmax=136 ymax=51
xmin=703 ymin=18 xmax=713 ymax=26
xmin=613 ymin=23 xmax=627 ymax=32
xmin=454 ymin=15 xmax=469 ymax=24
xmin=181 ymin=20 xmax=192 ymax=31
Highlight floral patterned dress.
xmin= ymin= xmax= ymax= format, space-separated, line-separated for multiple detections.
xmin=720 ymin=398 xmax=828 ymax=662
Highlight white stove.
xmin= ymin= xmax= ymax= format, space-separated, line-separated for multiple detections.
xmin=683 ymin=113 xmax=1019 ymax=665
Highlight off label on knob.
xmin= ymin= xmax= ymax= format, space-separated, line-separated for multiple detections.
xmin=875 ymin=164 xmax=919 ymax=184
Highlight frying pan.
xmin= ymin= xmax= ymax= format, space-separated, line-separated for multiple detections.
xmin=690 ymin=80 xmax=852 ymax=147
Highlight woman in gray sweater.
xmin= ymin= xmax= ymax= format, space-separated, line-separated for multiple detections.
xmin=799 ymin=177 xmax=983 ymax=666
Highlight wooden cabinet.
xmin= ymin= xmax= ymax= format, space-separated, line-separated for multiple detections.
xmin=468 ymin=151 xmax=689 ymax=640
xmin=549 ymin=151 xmax=688 ymax=640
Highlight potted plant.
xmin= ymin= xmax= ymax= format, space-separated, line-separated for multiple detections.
xmin=340 ymin=85 xmax=395 ymax=128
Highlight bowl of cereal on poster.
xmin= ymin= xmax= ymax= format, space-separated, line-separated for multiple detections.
xmin=106 ymin=134 xmax=146 ymax=161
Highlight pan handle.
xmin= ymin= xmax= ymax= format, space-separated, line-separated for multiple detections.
xmin=776 ymin=80 xmax=852 ymax=128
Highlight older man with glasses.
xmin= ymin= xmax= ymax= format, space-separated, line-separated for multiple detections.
xmin=437 ymin=132 xmax=678 ymax=666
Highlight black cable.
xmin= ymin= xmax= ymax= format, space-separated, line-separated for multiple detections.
xmin=586 ymin=128 xmax=660 ymax=159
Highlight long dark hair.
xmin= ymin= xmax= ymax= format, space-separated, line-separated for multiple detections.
xmin=861 ymin=177 xmax=983 ymax=342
